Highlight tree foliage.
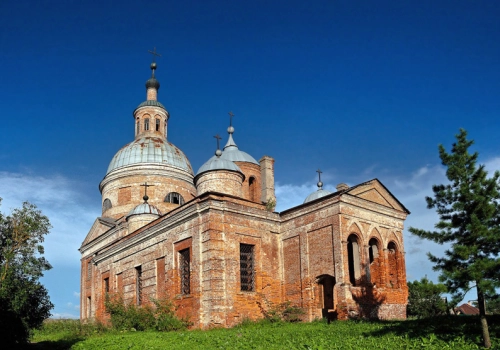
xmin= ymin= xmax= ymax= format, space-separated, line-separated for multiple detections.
xmin=0 ymin=199 xmax=54 ymax=345
xmin=407 ymin=277 xmax=447 ymax=318
xmin=409 ymin=129 xmax=500 ymax=348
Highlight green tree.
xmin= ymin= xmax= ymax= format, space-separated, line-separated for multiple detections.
xmin=0 ymin=199 xmax=54 ymax=345
xmin=407 ymin=277 xmax=447 ymax=318
xmin=409 ymin=129 xmax=500 ymax=348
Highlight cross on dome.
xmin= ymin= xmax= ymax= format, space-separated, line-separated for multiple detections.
xmin=140 ymin=182 xmax=153 ymax=202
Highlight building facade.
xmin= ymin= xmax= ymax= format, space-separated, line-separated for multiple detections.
xmin=80 ymin=61 xmax=410 ymax=327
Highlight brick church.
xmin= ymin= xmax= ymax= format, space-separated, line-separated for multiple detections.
xmin=80 ymin=58 xmax=410 ymax=327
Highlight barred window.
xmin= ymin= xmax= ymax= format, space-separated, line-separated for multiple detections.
xmin=179 ymin=249 xmax=190 ymax=295
xmin=144 ymin=118 xmax=150 ymax=131
xmin=87 ymin=261 xmax=92 ymax=280
xmin=135 ymin=266 xmax=142 ymax=305
xmin=240 ymin=244 xmax=255 ymax=291
xmin=165 ymin=192 xmax=185 ymax=205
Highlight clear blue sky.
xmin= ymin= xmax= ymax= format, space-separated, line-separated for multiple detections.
xmin=1 ymin=0 xmax=499 ymax=317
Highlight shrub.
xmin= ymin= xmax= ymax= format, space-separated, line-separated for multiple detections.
xmin=105 ymin=293 xmax=190 ymax=332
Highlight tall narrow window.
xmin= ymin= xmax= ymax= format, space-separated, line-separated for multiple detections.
xmin=347 ymin=235 xmax=361 ymax=286
xmin=87 ymin=296 xmax=91 ymax=318
xmin=249 ymin=177 xmax=256 ymax=202
xmin=240 ymin=244 xmax=255 ymax=291
xmin=144 ymin=118 xmax=150 ymax=131
xmin=104 ymin=277 xmax=110 ymax=295
xmin=135 ymin=266 xmax=142 ymax=305
xmin=369 ymin=238 xmax=380 ymax=285
xmin=155 ymin=118 xmax=160 ymax=131
xmin=387 ymin=242 xmax=399 ymax=288
xmin=87 ymin=261 xmax=92 ymax=280
xmin=136 ymin=120 xmax=140 ymax=135
xmin=179 ymin=249 xmax=190 ymax=295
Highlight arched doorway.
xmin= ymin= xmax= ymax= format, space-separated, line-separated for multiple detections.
xmin=317 ymin=274 xmax=335 ymax=318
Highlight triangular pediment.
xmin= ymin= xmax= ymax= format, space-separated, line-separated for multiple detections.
xmin=346 ymin=179 xmax=409 ymax=213
xmin=81 ymin=217 xmax=117 ymax=246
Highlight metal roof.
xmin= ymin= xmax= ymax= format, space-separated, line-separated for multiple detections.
xmin=106 ymin=137 xmax=193 ymax=175
xmin=133 ymin=100 xmax=167 ymax=115
xmin=196 ymin=156 xmax=243 ymax=176
xmin=303 ymin=188 xmax=333 ymax=203
xmin=220 ymin=134 xmax=259 ymax=164
xmin=126 ymin=203 xmax=161 ymax=217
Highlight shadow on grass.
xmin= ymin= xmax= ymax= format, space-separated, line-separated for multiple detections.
xmin=22 ymin=337 xmax=84 ymax=350
xmin=362 ymin=315 xmax=500 ymax=345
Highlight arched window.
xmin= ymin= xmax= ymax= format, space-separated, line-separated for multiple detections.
xmin=155 ymin=118 xmax=160 ymax=131
xmin=387 ymin=241 xmax=399 ymax=288
xmin=144 ymin=118 xmax=150 ymax=131
xmin=369 ymin=238 xmax=381 ymax=285
xmin=103 ymin=198 xmax=112 ymax=212
xmin=249 ymin=177 xmax=256 ymax=202
xmin=164 ymin=192 xmax=185 ymax=205
xmin=136 ymin=120 xmax=140 ymax=135
xmin=347 ymin=234 xmax=361 ymax=286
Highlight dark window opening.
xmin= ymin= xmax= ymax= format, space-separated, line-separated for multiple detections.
xmin=165 ymin=192 xmax=185 ymax=205
xmin=103 ymin=198 xmax=112 ymax=212
xmin=369 ymin=238 xmax=379 ymax=264
xmin=136 ymin=120 xmax=140 ymax=135
xmin=104 ymin=277 xmax=109 ymax=294
xmin=156 ymin=118 xmax=160 ymax=131
xmin=249 ymin=177 xmax=256 ymax=202
xmin=347 ymin=235 xmax=360 ymax=286
xmin=87 ymin=297 xmax=91 ymax=318
xmin=240 ymin=244 xmax=255 ymax=291
xmin=179 ymin=249 xmax=190 ymax=295
xmin=144 ymin=118 xmax=149 ymax=131
xmin=135 ymin=266 xmax=142 ymax=305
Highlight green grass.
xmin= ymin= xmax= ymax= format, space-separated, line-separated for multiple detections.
xmin=26 ymin=316 xmax=500 ymax=350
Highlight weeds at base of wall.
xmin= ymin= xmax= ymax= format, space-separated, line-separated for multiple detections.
xmin=104 ymin=294 xmax=191 ymax=332
xmin=257 ymin=300 xmax=305 ymax=323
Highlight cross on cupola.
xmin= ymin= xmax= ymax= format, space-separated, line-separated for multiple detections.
xmin=214 ymin=134 xmax=222 ymax=157
xmin=147 ymin=47 xmax=162 ymax=77
xmin=140 ymin=182 xmax=154 ymax=203
xmin=316 ymin=169 xmax=324 ymax=189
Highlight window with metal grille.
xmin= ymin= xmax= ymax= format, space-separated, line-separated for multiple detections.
xmin=135 ymin=266 xmax=142 ymax=305
xmin=87 ymin=261 xmax=92 ymax=280
xmin=144 ymin=118 xmax=149 ymax=131
xmin=156 ymin=118 xmax=160 ymax=131
xmin=240 ymin=244 xmax=255 ymax=291
xmin=179 ymin=249 xmax=190 ymax=295
xmin=165 ymin=192 xmax=185 ymax=205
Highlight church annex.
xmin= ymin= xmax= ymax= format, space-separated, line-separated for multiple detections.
xmin=80 ymin=58 xmax=410 ymax=327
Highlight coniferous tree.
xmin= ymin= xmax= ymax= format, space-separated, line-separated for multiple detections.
xmin=409 ymin=129 xmax=500 ymax=348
